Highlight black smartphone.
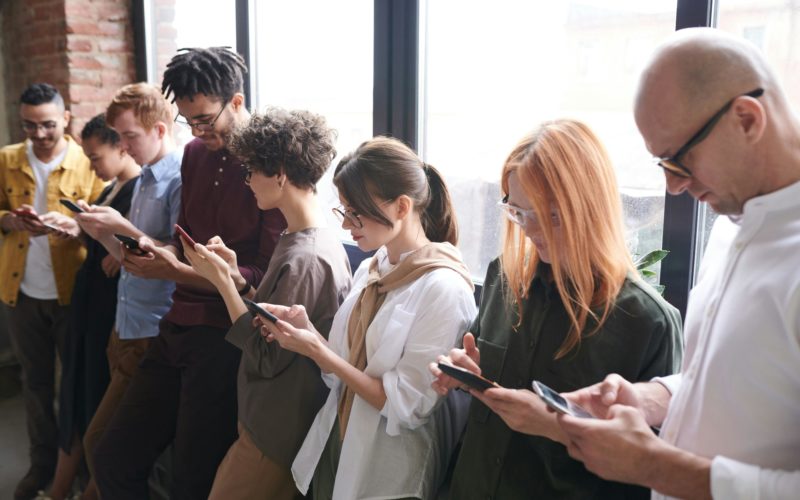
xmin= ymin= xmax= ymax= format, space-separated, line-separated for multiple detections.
xmin=437 ymin=362 xmax=498 ymax=391
xmin=243 ymin=298 xmax=278 ymax=324
xmin=532 ymin=381 xmax=594 ymax=419
xmin=174 ymin=223 xmax=197 ymax=247
xmin=59 ymin=198 xmax=85 ymax=213
xmin=114 ymin=233 xmax=146 ymax=255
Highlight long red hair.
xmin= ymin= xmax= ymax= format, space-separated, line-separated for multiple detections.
xmin=500 ymin=119 xmax=635 ymax=358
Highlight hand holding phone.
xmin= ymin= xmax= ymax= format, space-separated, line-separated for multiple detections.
xmin=243 ymin=298 xmax=278 ymax=324
xmin=174 ymin=224 xmax=197 ymax=247
xmin=59 ymin=198 xmax=85 ymax=213
xmin=437 ymin=362 xmax=499 ymax=391
xmin=532 ymin=381 xmax=594 ymax=419
xmin=114 ymin=233 xmax=147 ymax=255
xmin=12 ymin=208 xmax=60 ymax=232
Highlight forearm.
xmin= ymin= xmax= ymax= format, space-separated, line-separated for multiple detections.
xmin=216 ymin=275 xmax=247 ymax=324
xmin=645 ymin=443 xmax=712 ymax=500
xmin=314 ymin=344 xmax=387 ymax=411
xmin=638 ymin=381 xmax=673 ymax=427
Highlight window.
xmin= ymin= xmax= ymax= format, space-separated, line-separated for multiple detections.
xmin=419 ymin=0 xmax=677 ymax=281
xmin=250 ymin=0 xmax=373 ymax=240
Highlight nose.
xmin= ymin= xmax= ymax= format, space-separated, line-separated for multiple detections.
xmin=664 ymin=172 xmax=691 ymax=196
xmin=191 ymin=126 xmax=207 ymax=138
xmin=32 ymin=126 xmax=47 ymax=138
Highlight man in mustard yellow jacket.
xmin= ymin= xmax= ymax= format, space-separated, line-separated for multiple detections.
xmin=0 ymin=83 xmax=105 ymax=499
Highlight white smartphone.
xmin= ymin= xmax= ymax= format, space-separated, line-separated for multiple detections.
xmin=532 ymin=380 xmax=594 ymax=419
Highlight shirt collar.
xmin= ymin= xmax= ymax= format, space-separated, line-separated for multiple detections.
xmin=142 ymin=150 xmax=181 ymax=182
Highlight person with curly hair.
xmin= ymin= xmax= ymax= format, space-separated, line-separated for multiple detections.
xmin=182 ymin=107 xmax=352 ymax=499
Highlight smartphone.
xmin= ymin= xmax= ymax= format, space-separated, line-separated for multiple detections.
xmin=114 ymin=233 xmax=146 ymax=255
xmin=437 ymin=362 xmax=498 ymax=392
xmin=174 ymin=224 xmax=197 ymax=247
xmin=532 ymin=380 xmax=594 ymax=419
xmin=243 ymin=298 xmax=278 ymax=324
xmin=59 ymin=198 xmax=85 ymax=213
xmin=12 ymin=208 xmax=60 ymax=232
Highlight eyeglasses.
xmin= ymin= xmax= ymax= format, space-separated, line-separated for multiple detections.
xmin=656 ymin=88 xmax=764 ymax=178
xmin=332 ymin=206 xmax=364 ymax=228
xmin=498 ymin=196 xmax=560 ymax=228
xmin=244 ymin=166 xmax=254 ymax=185
xmin=175 ymin=102 xmax=227 ymax=132
xmin=22 ymin=121 xmax=58 ymax=133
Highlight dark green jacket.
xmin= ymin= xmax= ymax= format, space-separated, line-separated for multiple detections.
xmin=450 ymin=259 xmax=683 ymax=499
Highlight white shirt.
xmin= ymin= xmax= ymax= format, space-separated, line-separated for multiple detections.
xmin=654 ymin=180 xmax=800 ymax=500
xmin=19 ymin=141 xmax=66 ymax=299
xmin=292 ymin=245 xmax=477 ymax=499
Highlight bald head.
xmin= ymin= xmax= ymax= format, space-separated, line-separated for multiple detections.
xmin=635 ymin=28 xmax=778 ymax=153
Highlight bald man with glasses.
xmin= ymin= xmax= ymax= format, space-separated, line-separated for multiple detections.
xmin=555 ymin=28 xmax=800 ymax=500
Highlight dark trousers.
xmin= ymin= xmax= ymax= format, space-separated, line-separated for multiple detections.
xmin=5 ymin=292 xmax=69 ymax=472
xmin=93 ymin=320 xmax=241 ymax=500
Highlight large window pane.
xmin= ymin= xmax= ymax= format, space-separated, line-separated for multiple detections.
xmin=696 ymin=0 xmax=800 ymax=268
xmin=420 ymin=0 xmax=676 ymax=281
xmin=251 ymin=1 xmax=373 ymax=241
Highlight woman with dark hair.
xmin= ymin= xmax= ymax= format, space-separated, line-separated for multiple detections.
xmin=431 ymin=119 xmax=683 ymax=499
xmin=261 ymin=136 xmax=477 ymax=499
xmin=44 ymin=114 xmax=140 ymax=500
xmin=182 ymin=107 xmax=352 ymax=500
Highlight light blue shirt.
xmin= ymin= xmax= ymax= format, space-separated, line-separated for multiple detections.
xmin=116 ymin=150 xmax=183 ymax=339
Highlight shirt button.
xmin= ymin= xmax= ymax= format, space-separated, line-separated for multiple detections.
xmin=214 ymin=181 xmax=219 ymax=186
xmin=219 ymin=168 xmax=223 ymax=172
xmin=495 ymin=457 xmax=503 ymax=465
xmin=136 ymin=209 xmax=140 ymax=213
xmin=222 ymin=156 xmax=227 ymax=161
xmin=12 ymin=272 xmax=18 ymax=277
xmin=120 ymin=296 xmax=125 ymax=301
xmin=18 ymin=243 xmax=24 ymax=249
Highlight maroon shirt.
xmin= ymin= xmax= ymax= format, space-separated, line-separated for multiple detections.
xmin=164 ymin=138 xmax=286 ymax=329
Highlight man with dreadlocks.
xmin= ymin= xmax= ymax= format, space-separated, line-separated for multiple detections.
xmin=92 ymin=47 xmax=286 ymax=500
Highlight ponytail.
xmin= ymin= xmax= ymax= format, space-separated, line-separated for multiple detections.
xmin=421 ymin=163 xmax=458 ymax=245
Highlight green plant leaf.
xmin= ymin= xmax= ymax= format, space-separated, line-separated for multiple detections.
xmin=635 ymin=249 xmax=670 ymax=270
xmin=640 ymin=269 xmax=656 ymax=278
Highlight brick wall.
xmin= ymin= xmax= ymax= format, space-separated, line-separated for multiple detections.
xmin=1 ymin=0 xmax=136 ymax=144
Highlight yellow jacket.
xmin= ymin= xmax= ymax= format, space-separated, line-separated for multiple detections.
xmin=0 ymin=136 xmax=106 ymax=306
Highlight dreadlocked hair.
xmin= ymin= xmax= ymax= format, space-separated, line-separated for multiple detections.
xmin=161 ymin=47 xmax=247 ymax=104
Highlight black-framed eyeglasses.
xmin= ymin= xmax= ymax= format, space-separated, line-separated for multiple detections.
xmin=22 ymin=121 xmax=58 ymax=133
xmin=243 ymin=166 xmax=254 ymax=185
xmin=175 ymin=102 xmax=227 ymax=132
xmin=656 ymin=88 xmax=764 ymax=178
xmin=331 ymin=206 xmax=363 ymax=228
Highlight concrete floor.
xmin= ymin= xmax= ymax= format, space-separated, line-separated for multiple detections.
xmin=0 ymin=393 xmax=28 ymax=498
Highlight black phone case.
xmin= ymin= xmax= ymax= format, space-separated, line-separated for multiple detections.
xmin=59 ymin=199 xmax=84 ymax=213
xmin=243 ymin=298 xmax=278 ymax=324
xmin=437 ymin=362 xmax=496 ymax=391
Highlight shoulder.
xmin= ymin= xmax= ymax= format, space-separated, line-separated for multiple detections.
xmin=0 ymin=141 xmax=26 ymax=160
xmin=282 ymin=229 xmax=348 ymax=274
xmin=612 ymin=277 xmax=681 ymax=330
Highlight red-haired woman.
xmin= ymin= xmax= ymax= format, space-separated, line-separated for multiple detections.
xmin=432 ymin=119 xmax=683 ymax=499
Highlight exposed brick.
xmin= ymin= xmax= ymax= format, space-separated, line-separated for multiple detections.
xmin=68 ymin=54 xmax=104 ymax=70
xmin=66 ymin=37 xmax=93 ymax=52
xmin=98 ymin=38 xmax=129 ymax=53
xmin=66 ymin=20 xmax=121 ymax=37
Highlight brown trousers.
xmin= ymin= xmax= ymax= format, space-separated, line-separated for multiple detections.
xmin=82 ymin=329 xmax=150 ymax=480
xmin=208 ymin=423 xmax=303 ymax=500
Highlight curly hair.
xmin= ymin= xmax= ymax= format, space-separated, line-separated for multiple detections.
xmin=161 ymin=47 xmax=247 ymax=103
xmin=80 ymin=113 xmax=120 ymax=146
xmin=228 ymin=107 xmax=337 ymax=191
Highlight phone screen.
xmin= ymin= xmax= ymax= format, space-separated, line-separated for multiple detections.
xmin=532 ymin=381 xmax=594 ymax=418
xmin=243 ymin=298 xmax=278 ymax=324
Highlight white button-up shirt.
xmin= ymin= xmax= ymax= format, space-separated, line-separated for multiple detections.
xmin=654 ymin=179 xmax=800 ymax=499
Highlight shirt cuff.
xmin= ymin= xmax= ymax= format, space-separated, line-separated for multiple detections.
xmin=711 ymin=455 xmax=759 ymax=499
xmin=225 ymin=311 xmax=254 ymax=350
xmin=651 ymin=373 xmax=682 ymax=395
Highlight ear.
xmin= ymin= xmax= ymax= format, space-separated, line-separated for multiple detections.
xmin=395 ymin=195 xmax=413 ymax=219
xmin=230 ymin=93 xmax=245 ymax=112
xmin=733 ymin=95 xmax=766 ymax=144
xmin=63 ymin=110 xmax=72 ymax=125
xmin=154 ymin=121 xmax=168 ymax=139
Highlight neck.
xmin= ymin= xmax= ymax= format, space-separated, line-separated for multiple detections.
xmin=33 ymin=136 xmax=68 ymax=163
xmin=384 ymin=216 xmax=430 ymax=265
xmin=147 ymin=135 xmax=177 ymax=166
xmin=278 ymin=187 xmax=322 ymax=233
xmin=757 ymin=113 xmax=800 ymax=196
xmin=116 ymin=158 xmax=141 ymax=183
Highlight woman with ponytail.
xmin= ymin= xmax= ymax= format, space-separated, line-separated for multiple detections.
xmin=260 ymin=136 xmax=477 ymax=499
xmin=431 ymin=119 xmax=683 ymax=498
